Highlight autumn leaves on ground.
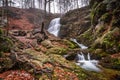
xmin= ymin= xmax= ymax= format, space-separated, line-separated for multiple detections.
xmin=0 ymin=0 xmax=120 ymax=80
xmin=0 ymin=7 xmax=80 ymax=80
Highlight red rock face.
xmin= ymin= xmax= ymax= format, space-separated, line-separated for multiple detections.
xmin=0 ymin=70 xmax=34 ymax=80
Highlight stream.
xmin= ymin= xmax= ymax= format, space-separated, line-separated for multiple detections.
xmin=48 ymin=18 xmax=100 ymax=72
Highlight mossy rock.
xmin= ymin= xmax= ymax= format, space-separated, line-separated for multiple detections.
xmin=63 ymin=39 xmax=77 ymax=49
xmin=91 ymin=27 xmax=120 ymax=54
xmin=0 ymin=58 xmax=13 ymax=72
xmin=0 ymin=36 xmax=13 ymax=52
xmin=23 ymin=49 xmax=50 ymax=64
xmin=89 ymin=48 xmax=109 ymax=60
xmin=101 ymin=28 xmax=120 ymax=53
xmin=46 ymin=47 xmax=67 ymax=55
xmin=100 ymin=56 xmax=120 ymax=70
xmin=77 ymin=28 xmax=94 ymax=46
xmin=41 ymin=40 xmax=53 ymax=49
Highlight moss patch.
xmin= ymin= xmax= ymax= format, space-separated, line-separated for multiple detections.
xmin=63 ymin=39 xmax=77 ymax=49
xmin=0 ymin=36 xmax=13 ymax=52
xmin=46 ymin=47 xmax=67 ymax=55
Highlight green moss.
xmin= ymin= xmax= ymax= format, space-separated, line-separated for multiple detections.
xmin=63 ymin=39 xmax=77 ymax=49
xmin=41 ymin=40 xmax=53 ymax=49
xmin=0 ymin=36 xmax=13 ymax=52
xmin=118 ymin=44 xmax=120 ymax=50
xmin=0 ymin=51 xmax=4 ymax=57
xmin=90 ymin=2 xmax=106 ymax=25
xmin=101 ymin=57 xmax=120 ymax=70
xmin=78 ymin=28 xmax=94 ymax=45
xmin=100 ymin=13 xmax=112 ymax=23
xmin=46 ymin=47 xmax=67 ymax=55
xmin=101 ymin=28 xmax=120 ymax=53
xmin=0 ymin=29 xmax=4 ymax=35
xmin=95 ymin=24 xmax=106 ymax=37
xmin=90 ymin=2 xmax=98 ymax=25
xmin=112 ymin=58 xmax=120 ymax=70
xmin=102 ymin=32 xmax=115 ymax=47
xmin=0 ymin=58 xmax=13 ymax=71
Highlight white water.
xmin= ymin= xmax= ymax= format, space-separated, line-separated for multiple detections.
xmin=70 ymin=38 xmax=100 ymax=72
xmin=48 ymin=18 xmax=61 ymax=37
xmin=76 ymin=53 xmax=100 ymax=72
xmin=70 ymin=38 xmax=88 ymax=49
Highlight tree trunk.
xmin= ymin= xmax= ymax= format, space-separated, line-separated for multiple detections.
xmin=44 ymin=0 xmax=47 ymax=17
xmin=48 ymin=0 xmax=51 ymax=13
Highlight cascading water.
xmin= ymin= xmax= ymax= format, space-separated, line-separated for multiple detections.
xmin=48 ymin=18 xmax=61 ymax=37
xmin=76 ymin=53 xmax=100 ymax=72
xmin=71 ymin=38 xmax=100 ymax=72
xmin=70 ymin=38 xmax=88 ymax=49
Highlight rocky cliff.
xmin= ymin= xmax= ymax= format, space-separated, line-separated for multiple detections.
xmin=60 ymin=0 xmax=120 ymax=72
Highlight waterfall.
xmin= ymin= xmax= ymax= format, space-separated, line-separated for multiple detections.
xmin=70 ymin=38 xmax=88 ymax=49
xmin=48 ymin=18 xmax=61 ymax=37
xmin=70 ymin=38 xmax=100 ymax=72
xmin=76 ymin=53 xmax=100 ymax=72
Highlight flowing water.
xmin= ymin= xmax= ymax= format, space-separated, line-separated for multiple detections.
xmin=71 ymin=38 xmax=100 ymax=72
xmin=47 ymin=18 xmax=100 ymax=72
xmin=70 ymin=38 xmax=88 ymax=49
xmin=76 ymin=53 xmax=100 ymax=72
xmin=48 ymin=18 xmax=61 ymax=37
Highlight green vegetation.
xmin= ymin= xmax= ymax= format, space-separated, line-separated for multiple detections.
xmin=46 ymin=47 xmax=67 ymax=55
xmin=100 ymin=13 xmax=112 ymax=23
xmin=63 ymin=39 xmax=77 ymax=49
xmin=0 ymin=36 xmax=13 ymax=52
xmin=0 ymin=29 xmax=4 ymax=35
xmin=77 ymin=28 xmax=94 ymax=46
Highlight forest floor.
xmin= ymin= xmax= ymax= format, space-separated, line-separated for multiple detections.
xmin=0 ymin=7 xmax=120 ymax=80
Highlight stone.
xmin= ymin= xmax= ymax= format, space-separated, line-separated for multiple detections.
xmin=41 ymin=40 xmax=53 ymax=49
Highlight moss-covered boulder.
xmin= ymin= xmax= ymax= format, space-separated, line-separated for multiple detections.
xmin=0 ymin=34 xmax=13 ymax=53
xmin=41 ymin=40 xmax=53 ymax=49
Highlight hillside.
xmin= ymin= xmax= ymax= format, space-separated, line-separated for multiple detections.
xmin=60 ymin=6 xmax=90 ymax=38
xmin=60 ymin=0 xmax=120 ymax=73
xmin=0 ymin=7 xmax=56 ymax=30
xmin=0 ymin=0 xmax=120 ymax=80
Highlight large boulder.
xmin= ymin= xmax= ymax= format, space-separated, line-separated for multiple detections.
xmin=0 ymin=36 xmax=13 ymax=52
